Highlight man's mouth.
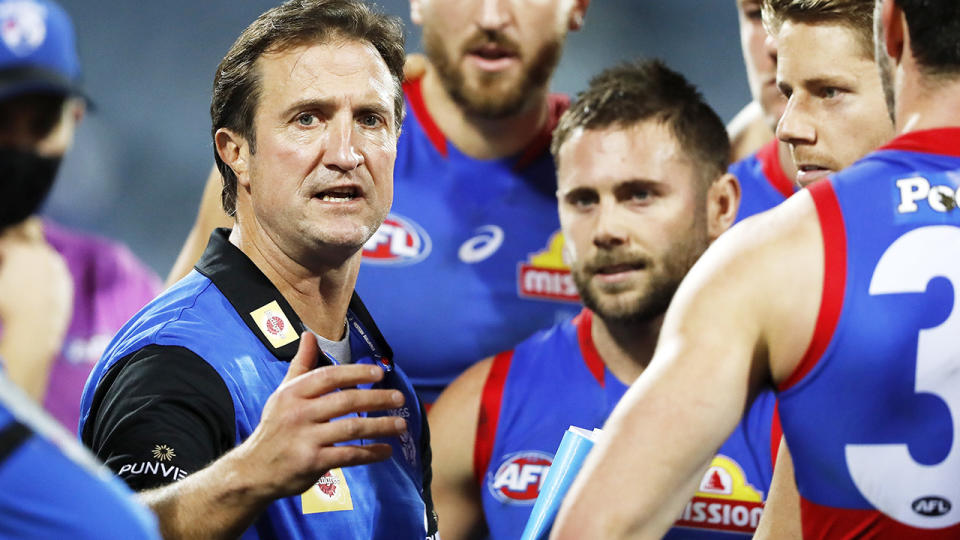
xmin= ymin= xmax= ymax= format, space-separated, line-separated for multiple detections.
xmin=314 ymin=185 xmax=361 ymax=202
xmin=595 ymin=262 xmax=646 ymax=275
xmin=469 ymin=43 xmax=517 ymax=61
xmin=795 ymin=165 xmax=833 ymax=186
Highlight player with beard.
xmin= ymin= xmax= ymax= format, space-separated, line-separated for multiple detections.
xmin=166 ymin=0 xmax=591 ymax=405
xmin=552 ymin=0 xmax=960 ymax=538
xmin=0 ymin=0 xmax=160 ymax=429
xmin=429 ymin=60 xmax=779 ymax=540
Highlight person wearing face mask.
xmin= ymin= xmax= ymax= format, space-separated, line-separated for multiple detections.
xmin=0 ymin=0 xmax=160 ymax=429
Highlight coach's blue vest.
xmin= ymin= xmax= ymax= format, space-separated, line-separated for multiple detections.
xmin=79 ymin=229 xmax=432 ymax=539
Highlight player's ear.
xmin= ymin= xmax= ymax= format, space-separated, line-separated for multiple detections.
xmin=706 ymin=172 xmax=741 ymax=240
xmin=880 ymin=0 xmax=905 ymax=65
xmin=567 ymin=0 xmax=590 ymax=31
xmin=215 ymin=128 xmax=250 ymax=187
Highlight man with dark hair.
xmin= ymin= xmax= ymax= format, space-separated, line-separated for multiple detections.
xmin=430 ymin=59 xmax=778 ymax=539
xmin=79 ymin=1 xmax=437 ymax=538
xmin=167 ymin=0 xmax=591 ymax=406
xmin=0 ymin=0 xmax=160 ymax=430
xmin=553 ymin=0 xmax=960 ymax=537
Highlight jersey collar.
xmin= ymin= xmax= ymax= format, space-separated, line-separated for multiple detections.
xmin=756 ymin=139 xmax=797 ymax=199
xmin=403 ymin=75 xmax=569 ymax=170
xmin=572 ymin=308 xmax=606 ymax=387
xmin=877 ymin=127 xmax=960 ymax=157
xmin=194 ymin=228 xmax=393 ymax=362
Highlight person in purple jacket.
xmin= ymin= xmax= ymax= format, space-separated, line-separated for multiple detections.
xmin=0 ymin=0 xmax=160 ymax=430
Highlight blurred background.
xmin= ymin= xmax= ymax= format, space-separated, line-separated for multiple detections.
xmin=52 ymin=1 xmax=748 ymax=276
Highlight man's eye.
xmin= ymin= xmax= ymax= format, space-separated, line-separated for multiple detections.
xmin=570 ymin=194 xmax=597 ymax=208
xmin=632 ymin=190 xmax=651 ymax=202
xmin=822 ymin=87 xmax=841 ymax=99
xmin=359 ymin=114 xmax=383 ymax=128
xmin=746 ymin=8 xmax=762 ymax=21
xmin=297 ymin=113 xmax=316 ymax=126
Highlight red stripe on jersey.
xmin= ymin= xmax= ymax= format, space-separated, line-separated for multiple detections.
xmin=800 ymin=495 xmax=960 ymax=539
xmin=878 ymin=128 xmax=960 ymax=157
xmin=756 ymin=139 xmax=797 ymax=199
xmin=573 ymin=309 xmax=605 ymax=387
xmin=514 ymin=93 xmax=571 ymax=170
xmin=779 ymin=180 xmax=846 ymax=392
xmin=474 ymin=350 xmax=513 ymax=486
xmin=770 ymin=401 xmax=782 ymax=470
xmin=404 ymin=77 xmax=448 ymax=157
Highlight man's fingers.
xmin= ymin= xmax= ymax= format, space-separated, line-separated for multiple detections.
xmin=314 ymin=415 xmax=407 ymax=446
xmin=301 ymin=388 xmax=404 ymax=421
xmin=288 ymin=363 xmax=385 ymax=398
xmin=284 ymin=332 xmax=320 ymax=383
xmin=317 ymin=443 xmax=394 ymax=470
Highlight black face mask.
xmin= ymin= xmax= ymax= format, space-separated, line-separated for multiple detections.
xmin=0 ymin=148 xmax=62 ymax=232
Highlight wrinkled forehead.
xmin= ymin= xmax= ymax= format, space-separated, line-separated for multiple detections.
xmin=255 ymin=38 xmax=396 ymax=109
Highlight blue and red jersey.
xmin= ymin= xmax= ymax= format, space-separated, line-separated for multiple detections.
xmin=778 ymin=128 xmax=960 ymax=538
xmin=476 ymin=310 xmax=779 ymax=538
xmin=356 ymin=77 xmax=580 ymax=403
xmin=730 ymin=139 xmax=797 ymax=223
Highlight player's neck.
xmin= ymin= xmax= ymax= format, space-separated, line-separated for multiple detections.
xmin=228 ymin=223 xmax=356 ymax=341
xmin=590 ymin=313 xmax=663 ymax=386
xmin=895 ymin=70 xmax=960 ymax=135
xmin=420 ymin=66 xmax=550 ymax=160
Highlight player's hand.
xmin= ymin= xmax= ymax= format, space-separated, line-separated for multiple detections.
xmin=403 ymin=53 xmax=427 ymax=82
xmin=0 ymin=219 xmax=74 ymax=398
xmin=237 ymin=332 xmax=406 ymax=498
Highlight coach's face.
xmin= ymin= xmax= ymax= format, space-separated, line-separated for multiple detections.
xmin=222 ymin=38 xmax=397 ymax=266
xmin=775 ymin=21 xmax=893 ymax=186
xmin=556 ymin=122 xmax=710 ymax=323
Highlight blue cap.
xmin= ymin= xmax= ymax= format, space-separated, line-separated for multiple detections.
xmin=0 ymin=0 xmax=83 ymax=101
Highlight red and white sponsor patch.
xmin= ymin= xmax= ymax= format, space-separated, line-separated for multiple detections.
xmin=488 ymin=451 xmax=553 ymax=504
xmin=362 ymin=213 xmax=432 ymax=265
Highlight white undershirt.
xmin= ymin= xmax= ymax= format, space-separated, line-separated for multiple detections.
xmin=308 ymin=321 xmax=352 ymax=364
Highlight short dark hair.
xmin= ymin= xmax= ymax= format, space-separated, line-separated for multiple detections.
xmin=761 ymin=0 xmax=875 ymax=58
xmin=552 ymin=59 xmax=730 ymax=184
xmin=211 ymin=0 xmax=405 ymax=216
xmin=894 ymin=0 xmax=960 ymax=76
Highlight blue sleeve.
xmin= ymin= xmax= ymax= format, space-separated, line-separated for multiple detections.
xmin=0 ymin=400 xmax=160 ymax=538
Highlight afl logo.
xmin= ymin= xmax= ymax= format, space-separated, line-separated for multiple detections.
xmin=912 ymin=496 xmax=952 ymax=517
xmin=487 ymin=451 xmax=552 ymax=505
xmin=362 ymin=213 xmax=432 ymax=265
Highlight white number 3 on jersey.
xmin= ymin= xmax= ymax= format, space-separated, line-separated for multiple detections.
xmin=846 ymin=226 xmax=960 ymax=528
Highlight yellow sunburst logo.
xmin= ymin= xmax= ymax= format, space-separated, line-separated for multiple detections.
xmin=152 ymin=444 xmax=176 ymax=462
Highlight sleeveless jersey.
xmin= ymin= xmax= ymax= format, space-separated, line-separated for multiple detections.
xmin=477 ymin=310 xmax=779 ymax=538
xmin=730 ymin=139 xmax=796 ymax=223
xmin=78 ymin=230 xmax=434 ymax=539
xmin=778 ymin=128 xmax=960 ymax=538
xmin=355 ymin=77 xmax=580 ymax=402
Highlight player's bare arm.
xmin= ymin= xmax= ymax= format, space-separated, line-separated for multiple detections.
xmin=551 ymin=189 xmax=825 ymax=539
xmin=137 ymin=333 xmax=407 ymax=539
xmin=754 ymin=436 xmax=802 ymax=539
xmin=429 ymin=357 xmax=493 ymax=540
